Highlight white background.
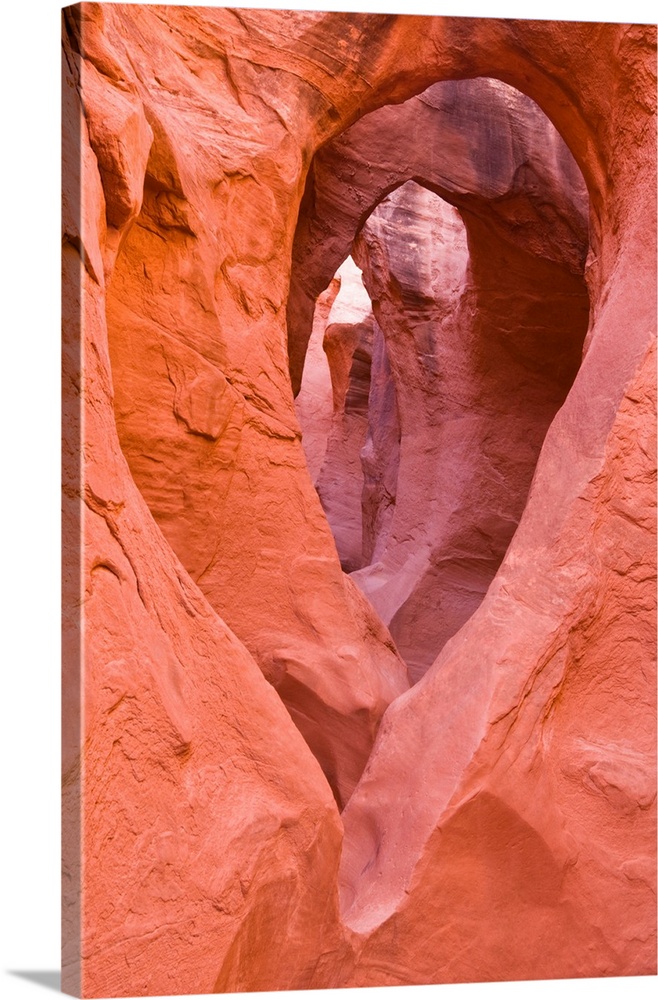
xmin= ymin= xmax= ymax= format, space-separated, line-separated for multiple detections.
xmin=1 ymin=1 xmax=655 ymax=998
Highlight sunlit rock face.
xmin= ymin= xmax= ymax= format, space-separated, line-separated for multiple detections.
xmin=63 ymin=4 xmax=656 ymax=996
xmin=294 ymin=277 xmax=338 ymax=484
xmin=312 ymin=258 xmax=375 ymax=572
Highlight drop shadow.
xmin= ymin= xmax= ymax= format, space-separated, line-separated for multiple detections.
xmin=8 ymin=972 xmax=61 ymax=993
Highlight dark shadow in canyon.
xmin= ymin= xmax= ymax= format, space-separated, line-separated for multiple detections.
xmin=291 ymin=78 xmax=591 ymax=684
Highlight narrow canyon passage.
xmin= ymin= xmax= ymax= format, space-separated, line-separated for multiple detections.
xmin=65 ymin=6 xmax=656 ymax=994
xmin=293 ymin=80 xmax=591 ymax=682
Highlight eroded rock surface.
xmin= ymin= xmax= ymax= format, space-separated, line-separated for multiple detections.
xmin=314 ymin=258 xmax=375 ymax=572
xmin=288 ymin=76 xmax=589 ymax=396
xmin=294 ymin=277 xmax=339 ymax=483
xmin=351 ymin=178 xmax=588 ymax=679
xmin=293 ymin=77 xmax=591 ymax=679
xmin=62 ymin=13 xmax=348 ymax=996
xmin=97 ymin=8 xmax=410 ymax=809
xmin=63 ymin=4 xmax=656 ymax=996
xmin=340 ymin=336 xmax=657 ymax=985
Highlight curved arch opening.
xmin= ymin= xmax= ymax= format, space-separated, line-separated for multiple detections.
xmin=102 ymin=66 xmax=593 ymax=794
xmin=70 ymin=7 xmax=656 ymax=987
xmin=292 ymin=78 xmax=591 ymax=683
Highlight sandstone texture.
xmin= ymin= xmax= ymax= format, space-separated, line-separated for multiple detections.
xmin=292 ymin=77 xmax=592 ymax=678
xmin=288 ymin=76 xmax=589 ymax=395
xmin=63 ymin=4 xmax=656 ymax=996
xmin=355 ymin=173 xmax=587 ymax=678
xmin=312 ymin=257 xmax=376 ymax=573
xmin=63 ymin=13 xmax=349 ymax=995
xmin=293 ymin=277 xmax=338 ymax=483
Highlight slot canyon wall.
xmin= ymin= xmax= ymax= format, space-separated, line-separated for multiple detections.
xmin=290 ymin=78 xmax=592 ymax=680
xmin=62 ymin=4 xmax=656 ymax=997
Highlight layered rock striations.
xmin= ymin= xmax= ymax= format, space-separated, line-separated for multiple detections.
xmin=63 ymin=4 xmax=656 ymax=996
xmin=340 ymin=334 xmax=657 ymax=985
xmin=62 ymin=12 xmax=349 ymax=996
xmin=97 ymin=6 xmax=410 ymax=811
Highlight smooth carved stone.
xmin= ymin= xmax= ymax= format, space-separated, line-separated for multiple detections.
xmin=349 ymin=179 xmax=589 ymax=679
xmin=341 ymin=337 xmax=657 ymax=985
xmin=361 ymin=322 xmax=401 ymax=566
xmin=62 ymin=19 xmax=348 ymax=998
xmin=314 ymin=258 xmax=375 ymax=572
xmin=62 ymin=5 xmax=656 ymax=995
xmin=294 ymin=278 xmax=339 ymax=482
xmin=99 ymin=13 xmax=411 ymax=809
xmin=288 ymin=76 xmax=589 ymax=396
xmin=298 ymin=172 xmax=588 ymax=680
xmin=297 ymin=259 xmax=402 ymax=573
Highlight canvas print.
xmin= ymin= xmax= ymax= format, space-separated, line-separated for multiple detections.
xmin=61 ymin=2 xmax=657 ymax=997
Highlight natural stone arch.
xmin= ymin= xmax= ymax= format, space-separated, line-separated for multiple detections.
xmin=63 ymin=6 xmax=656 ymax=994
xmin=281 ymin=13 xmax=655 ymax=982
xmin=287 ymin=76 xmax=589 ymax=395
xmin=291 ymin=79 xmax=592 ymax=679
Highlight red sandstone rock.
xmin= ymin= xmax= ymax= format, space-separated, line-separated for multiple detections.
xmin=63 ymin=4 xmax=656 ymax=996
xmin=294 ymin=278 xmax=339 ymax=482
xmin=63 ymin=13 xmax=349 ymax=997
xmin=288 ymin=76 xmax=589 ymax=396
xmin=351 ymin=178 xmax=588 ymax=679
xmin=360 ymin=320 xmax=401 ymax=566
xmin=297 ymin=162 xmax=588 ymax=679
xmin=314 ymin=258 xmax=375 ymax=572
xmin=292 ymin=78 xmax=591 ymax=679
xmin=341 ymin=336 xmax=657 ymax=984
xmin=338 ymin=18 xmax=657 ymax=978
xmin=94 ymin=10 xmax=410 ymax=809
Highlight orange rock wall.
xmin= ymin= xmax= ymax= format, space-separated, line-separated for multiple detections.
xmin=62 ymin=4 xmax=656 ymax=996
